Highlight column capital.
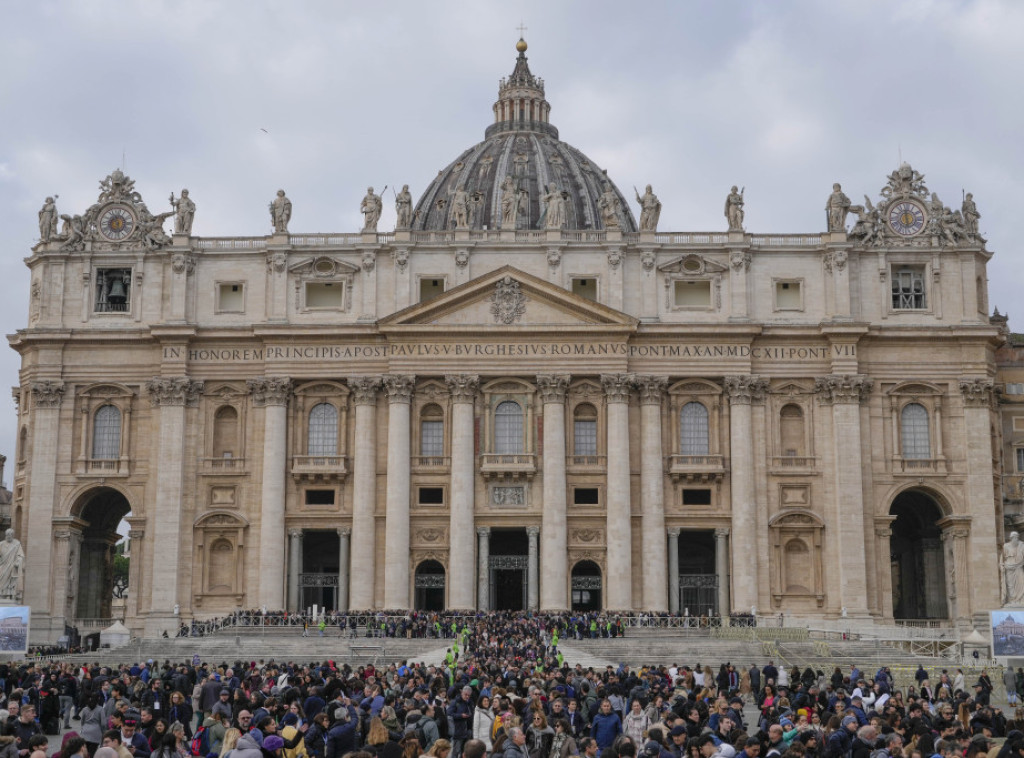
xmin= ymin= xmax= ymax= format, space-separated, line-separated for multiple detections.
xmin=338 ymin=527 xmax=351 ymax=538
xmin=714 ymin=528 xmax=731 ymax=538
xmin=667 ymin=528 xmax=681 ymax=538
xmin=445 ymin=374 xmax=480 ymax=403
xmin=536 ymin=374 xmax=570 ymax=404
xmin=938 ymin=516 xmax=972 ymax=541
xmin=288 ymin=529 xmax=303 ymax=539
xmin=383 ymin=374 xmax=415 ymax=403
xmin=634 ymin=375 xmax=668 ymax=405
xmin=246 ymin=376 xmax=292 ymax=407
xmin=477 ymin=526 xmax=491 ymax=538
xmin=526 ymin=526 xmax=540 ymax=538
xmin=959 ymin=377 xmax=995 ymax=407
xmin=348 ymin=376 xmax=382 ymax=405
xmin=601 ymin=373 xmax=636 ymax=404
xmin=813 ymin=374 xmax=873 ymax=405
xmin=148 ymin=376 xmax=205 ymax=406
xmin=30 ymin=380 xmax=65 ymax=409
xmin=724 ymin=375 xmax=768 ymax=405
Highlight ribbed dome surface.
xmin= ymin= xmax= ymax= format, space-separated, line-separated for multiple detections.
xmin=411 ymin=43 xmax=638 ymax=233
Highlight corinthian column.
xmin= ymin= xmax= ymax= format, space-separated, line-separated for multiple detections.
xmin=383 ymin=375 xmax=414 ymax=609
xmin=23 ymin=381 xmax=64 ymax=635
xmin=347 ymin=377 xmax=380 ymax=609
xmin=537 ymin=374 xmax=569 ymax=610
xmin=959 ymin=378 xmax=1000 ymax=615
xmin=602 ymin=373 xmax=635 ymax=610
xmin=724 ymin=375 xmax=767 ymax=614
xmin=815 ymin=374 xmax=872 ymax=616
xmin=247 ymin=376 xmax=291 ymax=610
xmin=636 ymin=376 xmax=668 ymax=611
xmin=446 ymin=374 xmax=479 ymax=610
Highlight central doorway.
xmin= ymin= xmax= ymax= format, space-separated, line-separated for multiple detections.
xmin=890 ymin=489 xmax=949 ymax=620
xmin=301 ymin=531 xmax=339 ymax=612
xmin=678 ymin=530 xmax=718 ymax=616
xmin=489 ymin=529 xmax=527 ymax=610
xmin=571 ymin=561 xmax=602 ymax=610
xmin=414 ymin=560 xmax=446 ymax=610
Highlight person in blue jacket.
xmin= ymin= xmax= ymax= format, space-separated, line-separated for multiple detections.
xmin=590 ymin=700 xmax=622 ymax=751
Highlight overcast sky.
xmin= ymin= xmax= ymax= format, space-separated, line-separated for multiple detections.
xmin=1 ymin=0 xmax=1022 ymax=481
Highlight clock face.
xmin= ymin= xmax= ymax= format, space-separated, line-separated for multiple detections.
xmin=99 ymin=205 xmax=136 ymax=241
xmin=888 ymin=200 xmax=926 ymax=236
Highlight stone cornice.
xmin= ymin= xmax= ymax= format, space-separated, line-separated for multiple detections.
xmin=147 ymin=376 xmax=204 ymax=407
xmin=535 ymin=374 xmax=570 ymax=404
xmin=246 ymin=376 xmax=292 ymax=407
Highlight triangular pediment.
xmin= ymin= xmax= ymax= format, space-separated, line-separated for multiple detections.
xmin=657 ymin=253 xmax=728 ymax=275
xmin=379 ymin=266 xmax=639 ymax=330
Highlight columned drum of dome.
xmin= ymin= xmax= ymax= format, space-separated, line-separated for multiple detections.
xmin=412 ymin=39 xmax=637 ymax=233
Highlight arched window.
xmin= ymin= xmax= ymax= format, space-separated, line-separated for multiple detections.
xmin=679 ymin=402 xmax=709 ymax=456
xmin=783 ymin=539 xmax=810 ymax=593
xmin=92 ymin=405 xmax=121 ymax=459
xmin=420 ymin=404 xmax=444 ymax=457
xmin=308 ymin=403 xmax=338 ymax=456
xmin=779 ymin=404 xmax=805 ymax=457
xmin=494 ymin=401 xmax=524 ymax=454
xmin=901 ymin=403 xmax=930 ymax=459
xmin=212 ymin=406 xmax=238 ymax=458
xmin=573 ymin=403 xmax=598 ymax=456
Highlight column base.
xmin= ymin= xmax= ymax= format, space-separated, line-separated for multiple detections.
xmin=28 ymin=611 xmax=61 ymax=646
xmin=145 ymin=613 xmax=186 ymax=638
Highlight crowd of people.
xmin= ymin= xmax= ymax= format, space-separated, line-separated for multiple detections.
xmin=1 ymin=611 xmax=1020 ymax=758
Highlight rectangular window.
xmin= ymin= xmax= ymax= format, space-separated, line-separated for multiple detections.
xmin=892 ymin=267 xmax=927 ymax=310
xmin=418 ymin=487 xmax=445 ymax=505
xmin=573 ymin=487 xmax=600 ymax=505
xmin=1014 ymin=417 xmax=1024 ymax=432
xmin=420 ymin=278 xmax=445 ymax=302
xmin=1017 ymin=448 xmax=1024 ymax=473
xmin=305 ymin=281 xmax=344 ymax=309
xmin=217 ymin=283 xmax=245 ymax=312
xmin=420 ymin=420 xmax=444 ymax=457
xmin=305 ymin=489 xmax=335 ymax=506
xmin=574 ymin=419 xmax=598 ymax=456
xmin=774 ymin=280 xmax=802 ymax=310
xmin=1007 ymin=384 xmax=1024 ymax=396
xmin=572 ymin=278 xmax=597 ymax=301
xmin=674 ymin=280 xmax=712 ymax=307
xmin=95 ymin=269 xmax=132 ymax=313
xmin=682 ymin=489 xmax=712 ymax=506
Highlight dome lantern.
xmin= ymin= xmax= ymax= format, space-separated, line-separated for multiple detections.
xmin=489 ymin=37 xmax=555 ymax=139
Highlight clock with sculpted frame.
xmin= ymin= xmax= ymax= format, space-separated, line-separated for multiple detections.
xmin=887 ymin=200 xmax=926 ymax=237
xmin=98 ymin=204 xmax=137 ymax=241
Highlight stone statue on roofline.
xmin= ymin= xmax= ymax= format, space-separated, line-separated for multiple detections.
xmin=725 ymin=186 xmax=744 ymax=232
xmin=635 ymin=184 xmax=661 ymax=232
xmin=825 ymin=183 xmax=851 ymax=231
xmin=269 ymin=189 xmax=291 ymax=233
xmin=395 ymin=185 xmax=413 ymax=229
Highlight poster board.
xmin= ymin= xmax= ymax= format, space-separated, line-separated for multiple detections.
xmin=0 ymin=606 xmax=29 ymax=655
xmin=990 ymin=610 xmax=1024 ymax=657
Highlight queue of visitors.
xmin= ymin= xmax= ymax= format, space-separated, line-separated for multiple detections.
xmin=1 ymin=611 xmax=1021 ymax=758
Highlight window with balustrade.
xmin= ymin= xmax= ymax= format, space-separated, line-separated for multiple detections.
xmin=420 ymin=404 xmax=444 ymax=457
xmin=779 ymin=404 xmax=805 ymax=457
xmin=679 ymin=402 xmax=710 ymax=455
xmin=212 ymin=406 xmax=239 ymax=458
xmin=573 ymin=403 xmax=598 ymax=456
xmin=494 ymin=401 xmax=524 ymax=454
xmin=900 ymin=402 xmax=931 ymax=459
xmin=308 ymin=403 xmax=339 ymax=456
xmin=92 ymin=405 xmax=121 ymax=459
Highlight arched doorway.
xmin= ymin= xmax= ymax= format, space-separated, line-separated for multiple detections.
xmin=890 ymin=489 xmax=948 ymax=620
xmin=73 ymin=487 xmax=131 ymax=621
xmin=571 ymin=561 xmax=602 ymax=611
xmin=414 ymin=560 xmax=446 ymax=611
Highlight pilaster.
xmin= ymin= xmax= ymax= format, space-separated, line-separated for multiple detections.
xmin=602 ymin=373 xmax=635 ymax=610
xmin=347 ymin=376 xmax=380 ymax=609
xmin=382 ymin=374 xmax=414 ymax=608
xmin=537 ymin=374 xmax=569 ymax=610
xmin=445 ymin=374 xmax=479 ymax=610
xmin=636 ymin=375 xmax=668 ymax=611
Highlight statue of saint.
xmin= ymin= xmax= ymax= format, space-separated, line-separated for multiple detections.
xmin=598 ymin=182 xmax=621 ymax=230
xmin=825 ymin=183 xmax=851 ymax=232
xmin=0 ymin=530 xmax=25 ymax=601
xmin=451 ymin=187 xmax=471 ymax=229
xmin=170 ymin=189 xmax=196 ymax=235
xmin=269 ymin=190 xmax=291 ymax=233
xmin=500 ymin=176 xmax=525 ymax=230
xmin=962 ymin=192 xmax=980 ymax=236
xmin=1005 ymin=532 xmax=1024 ymax=606
xmin=395 ymin=185 xmax=413 ymax=228
xmin=137 ymin=205 xmax=174 ymax=250
xmin=636 ymin=184 xmax=662 ymax=232
xmin=725 ymin=186 xmax=745 ymax=231
xmin=361 ymin=187 xmax=383 ymax=232
xmin=540 ymin=183 xmax=567 ymax=230
xmin=38 ymin=197 xmax=58 ymax=243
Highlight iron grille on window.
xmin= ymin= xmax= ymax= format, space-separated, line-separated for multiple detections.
xmin=92 ymin=405 xmax=121 ymax=459
xmin=680 ymin=402 xmax=710 ymax=455
xmin=573 ymin=419 xmax=597 ymax=456
xmin=421 ymin=420 xmax=444 ymax=457
xmin=892 ymin=269 xmax=926 ymax=309
xmin=307 ymin=403 xmax=338 ymax=456
xmin=900 ymin=403 xmax=930 ymax=459
xmin=494 ymin=401 xmax=524 ymax=454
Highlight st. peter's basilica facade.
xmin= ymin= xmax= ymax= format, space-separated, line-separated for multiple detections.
xmin=10 ymin=40 xmax=1004 ymax=641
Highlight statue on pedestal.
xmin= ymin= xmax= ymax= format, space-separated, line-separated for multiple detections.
xmin=725 ymin=186 xmax=745 ymax=231
xmin=635 ymin=185 xmax=662 ymax=232
xmin=395 ymin=185 xmax=413 ymax=229
xmin=0 ymin=530 xmax=25 ymax=601
xmin=361 ymin=187 xmax=383 ymax=232
xmin=539 ymin=183 xmax=567 ymax=230
xmin=38 ymin=197 xmax=58 ymax=243
xmin=170 ymin=189 xmax=196 ymax=235
xmin=269 ymin=190 xmax=291 ymax=233
xmin=598 ymin=182 xmax=621 ymax=229
xmin=1004 ymin=531 xmax=1024 ymax=606
xmin=825 ymin=183 xmax=851 ymax=231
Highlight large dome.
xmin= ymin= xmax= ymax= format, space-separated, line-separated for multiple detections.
xmin=411 ymin=41 xmax=638 ymax=233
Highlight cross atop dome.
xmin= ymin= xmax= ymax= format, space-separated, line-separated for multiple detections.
xmin=493 ymin=35 xmax=551 ymax=135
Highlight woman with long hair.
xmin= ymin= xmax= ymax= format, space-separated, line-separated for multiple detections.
xmin=525 ymin=712 xmax=554 ymax=758
xmin=363 ymin=718 xmax=401 ymax=758
xmin=425 ymin=739 xmax=451 ymax=758
xmin=78 ymin=696 xmax=105 ymax=757
xmin=473 ymin=695 xmax=494 ymax=752
xmin=219 ymin=728 xmax=242 ymax=758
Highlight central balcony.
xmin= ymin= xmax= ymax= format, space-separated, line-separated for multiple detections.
xmin=199 ymin=457 xmax=248 ymax=476
xmin=479 ymin=453 xmax=536 ymax=481
xmin=666 ymin=454 xmax=726 ymax=483
xmin=567 ymin=454 xmax=607 ymax=473
xmin=78 ymin=458 xmax=130 ymax=477
xmin=291 ymin=454 xmax=349 ymax=481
